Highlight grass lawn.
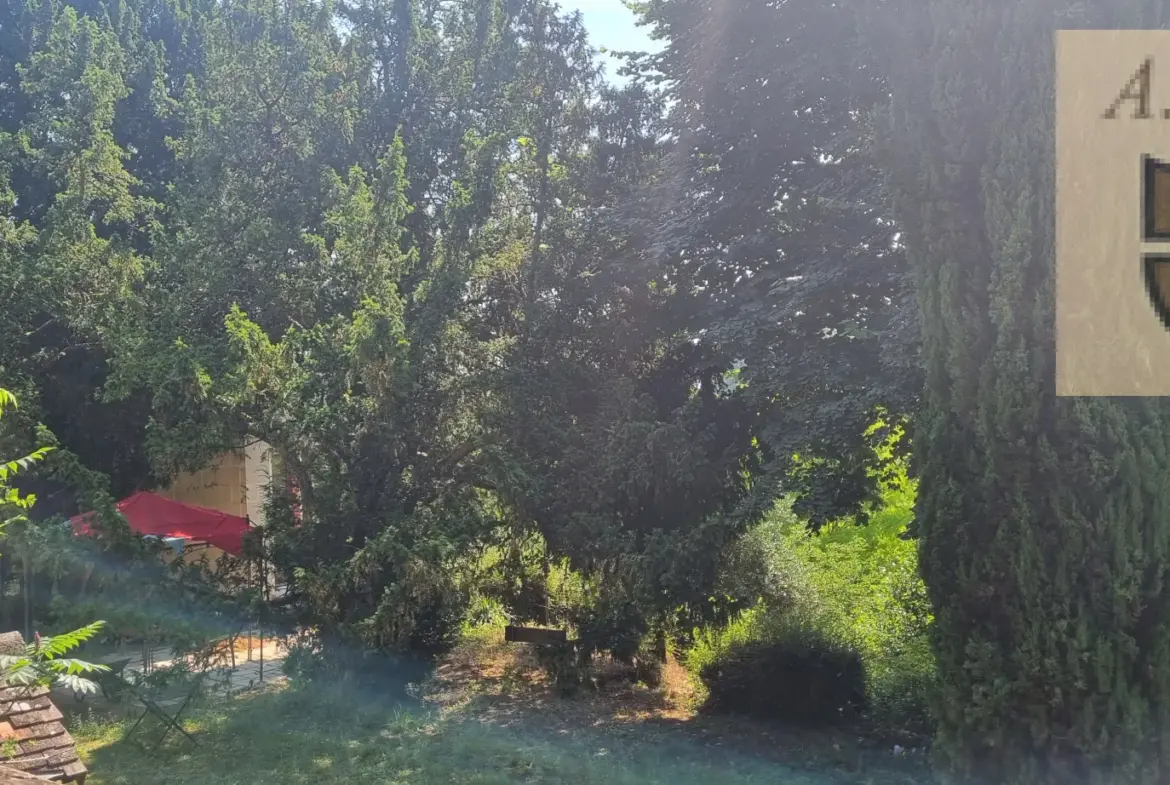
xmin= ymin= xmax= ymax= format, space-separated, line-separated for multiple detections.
xmin=71 ymin=682 xmax=854 ymax=785
xmin=68 ymin=625 xmax=932 ymax=785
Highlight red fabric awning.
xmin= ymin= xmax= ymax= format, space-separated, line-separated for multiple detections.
xmin=70 ymin=491 xmax=251 ymax=555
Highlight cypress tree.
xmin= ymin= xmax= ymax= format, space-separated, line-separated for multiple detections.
xmin=873 ymin=1 xmax=1170 ymax=783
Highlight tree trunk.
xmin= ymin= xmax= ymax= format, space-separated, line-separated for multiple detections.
xmin=21 ymin=556 xmax=30 ymax=642
xmin=78 ymin=561 xmax=94 ymax=599
xmin=539 ymin=550 xmax=550 ymax=625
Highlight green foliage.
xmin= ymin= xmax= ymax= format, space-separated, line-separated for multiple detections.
xmin=871 ymin=1 xmax=1170 ymax=781
xmin=796 ymin=423 xmax=932 ymax=671
xmin=279 ymin=634 xmax=331 ymax=685
xmin=470 ymin=534 xmax=592 ymax=628
xmin=684 ymin=605 xmax=772 ymax=682
xmin=463 ymin=593 xmax=511 ymax=630
xmin=0 ymin=0 xmax=161 ymax=509
xmin=630 ymin=0 xmax=919 ymax=525
xmin=0 ymin=0 xmax=920 ymax=688
xmin=0 ymin=387 xmax=108 ymax=693
xmin=688 ymin=419 xmax=935 ymax=730
xmin=0 ymin=621 xmax=109 ymax=695
xmin=699 ymin=626 xmax=868 ymax=725
xmin=0 ymin=447 xmax=54 ymax=485
xmin=0 ymin=390 xmax=54 ymax=530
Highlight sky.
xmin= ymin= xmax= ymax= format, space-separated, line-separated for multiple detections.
xmin=560 ymin=0 xmax=660 ymax=81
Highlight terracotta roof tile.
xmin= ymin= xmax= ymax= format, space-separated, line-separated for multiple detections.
xmin=7 ymin=707 xmax=63 ymax=731
xmin=60 ymin=762 xmax=85 ymax=781
xmin=0 ymin=762 xmax=54 ymax=783
xmin=9 ymin=723 xmax=66 ymax=744
xmin=8 ymin=732 xmax=75 ymax=758
xmin=0 ymin=634 xmax=85 ymax=784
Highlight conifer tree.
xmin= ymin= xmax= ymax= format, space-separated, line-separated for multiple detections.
xmin=872 ymin=1 xmax=1170 ymax=782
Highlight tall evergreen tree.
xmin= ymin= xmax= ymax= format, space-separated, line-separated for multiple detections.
xmin=483 ymin=71 xmax=762 ymax=656
xmin=0 ymin=2 xmax=158 ymax=508
xmin=632 ymin=0 xmax=918 ymax=525
xmin=0 ymin=0 xmax=212 ymax=507
xmin=871 ymin=1 xmax=1170 ymax=782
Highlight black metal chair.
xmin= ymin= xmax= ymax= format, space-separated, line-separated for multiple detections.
xmin=72 ymin=657 xmax=133 ymax=704
xmin=123 ymin=670 xmax=207 ymax=750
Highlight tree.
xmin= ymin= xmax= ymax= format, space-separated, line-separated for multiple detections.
xmin=630 ymin=0 xmax=919 ymax=526
xmin=0 ymin=1 xmax=164 ymax=510
xmin=105 ymin=0 xmax=605 ymax=655
xmin=871 ymin=1 xmax=1170 ymax=782
xmin=0 ymin=0 xmax=924 ymax=680
xmin=483 ymin=71 xmax=763 ymax=660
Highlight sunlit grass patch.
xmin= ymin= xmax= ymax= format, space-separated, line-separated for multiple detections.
xmin=71 ymin=680 xmax=845 ymax=785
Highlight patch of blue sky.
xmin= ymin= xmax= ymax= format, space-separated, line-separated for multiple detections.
xmin=559 ymin=0 xmax=661 ymax=82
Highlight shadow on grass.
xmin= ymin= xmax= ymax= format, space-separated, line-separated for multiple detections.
xmin=77 ymin=680 xmax=425 ymax=785
xmin=74 ymin=675 xmax=914 ymax=785
xmin=423 ymin=639 xmax=932 ymax=785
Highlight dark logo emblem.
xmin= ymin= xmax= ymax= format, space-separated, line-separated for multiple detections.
xmin=1142 ymin=155 xmax=1170 ymax=331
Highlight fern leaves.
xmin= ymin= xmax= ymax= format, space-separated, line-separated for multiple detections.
xmin=0 ymin=621 xmax=110 ymax=692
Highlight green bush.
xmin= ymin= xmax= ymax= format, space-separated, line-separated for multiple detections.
xmin=462 ymin=593 xmax=510 ymax=629
xmin=401 ymin=588 xmax=468 ymax=657
xmin=533 ymin=640 xmax=590 ymax=696
xmin=862 ymin=633 xmax=936 ymax=733
xmin=472 ymin=535 xmax=594 ymax=629
xmin=699 ymin=621 xmax=867 ymax=724
xmin=712 ymin=504 xmax=817 ymax=616
xmin=684 ymin=604 xmax=772 ymax=680
xmin=281 ymin=635 xmax=330 ymax=683
xmin=688 ymin=417 xmax=937 ymax=731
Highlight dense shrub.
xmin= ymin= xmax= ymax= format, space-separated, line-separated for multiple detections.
xmin=575 ymin=597 xmax=648 ymax=664
xmin=470 ymin=536 xmax=595 ymax=630
xmin=688 ymin=419 xmax=936 ymax=731
xmin=863 ymin=633 xmax=936 ymax=734
xmin=533 ymin=640 xmax=590 ymax=696
xmin=281 ymin=635 xmax=330 ymax=684
xmin=699 ymin=623 xmax=867 ymax=724
xmin=400 ymin=589 xmax=468 ymax=658
xmin=463 ymin=593 xmax=511 ymax=629
xmin=711 ymin=508 xmax=817 ymax=620
xmin=685 ymin=603 xmax=802 ymax=682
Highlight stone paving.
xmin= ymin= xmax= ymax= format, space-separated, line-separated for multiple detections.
xmin=53 ymin=634 xmax=289 ymax=714
xmin=124 ymin=636 xmax=289 ymax=695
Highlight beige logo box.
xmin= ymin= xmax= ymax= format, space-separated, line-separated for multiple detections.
xmin=1055 ymin=30 xmax=1170 ymax=396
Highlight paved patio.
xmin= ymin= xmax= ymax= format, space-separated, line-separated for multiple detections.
xmin=52 ymin=634 xmax=289 ymax=714
xmin=126 ymin=635 xmax=287 ymax=693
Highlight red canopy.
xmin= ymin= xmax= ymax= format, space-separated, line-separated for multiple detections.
xmin=70 ymin=491 xmax=251 ymax=555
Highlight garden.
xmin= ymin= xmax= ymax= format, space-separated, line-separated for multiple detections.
xmin=2 ymin=1 xmax=1167 ymax=784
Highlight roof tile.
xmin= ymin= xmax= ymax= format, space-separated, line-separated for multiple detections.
xmin=8 ymin=708 xmax=62 ymax=730
xmin=11 ymin=723 xmax=65 ymax=743
xmin=0 ymin=634 xmax=85 ymax=784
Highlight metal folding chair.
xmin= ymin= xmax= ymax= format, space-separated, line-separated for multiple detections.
xmin=73 ymin=657 xmax=133 ymax=704
xmin=124 ymin=671 xmax=206 ymax=750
